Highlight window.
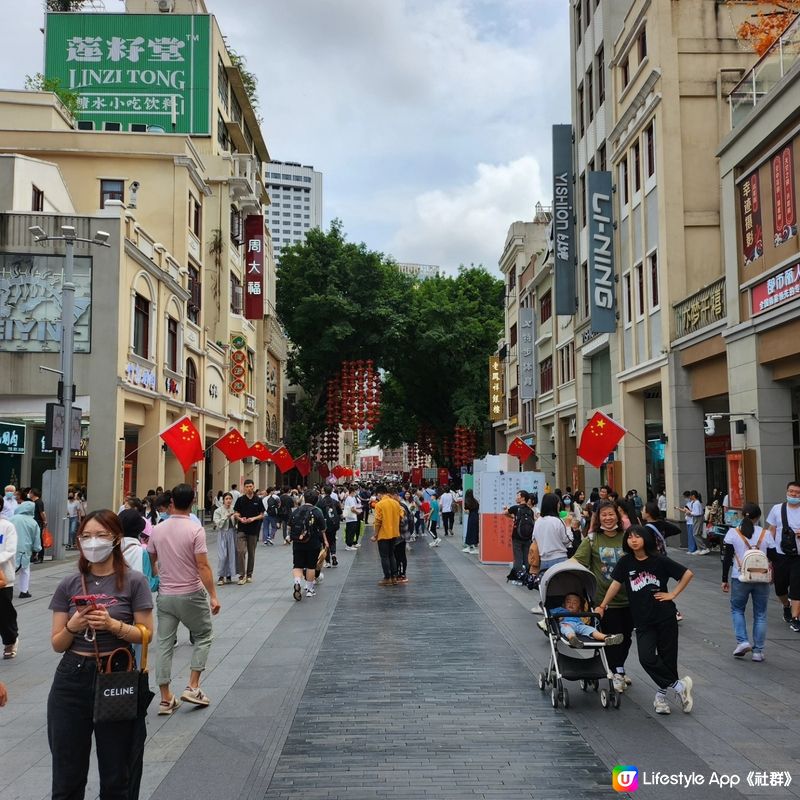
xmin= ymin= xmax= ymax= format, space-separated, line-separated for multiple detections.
xmin=508 ymin=386 xmax=519 ymax=420
xmin=540 ymin=356 xmax=553 ymax=394
xmin=185 ymin=359 xmax=197 ymax=405
xmin=188 ymin=265 xmax=201 ymax=324
xmin=509 ymin=322 xmax=518 ymax=348
xmin=590 ymin=350 xmax=612 ymax=407
xmin=619 ymin=156 xmax=629 ymax=206
xmin=577 ymin=84 xmax=584 ymax=137
xmin=623 ymin=272 xmax=632 ymax=324
xmin=581 ymin=262 xmax=590 ymax=317
xmin=166 ymin=317 xmax=178 ymax=372
xmin=638 ymin=27 xmax=647 ymax=62
xmin=230 ymin=204 xmax=242 ymax=246
xmin=649 ymin=251 xmax=659 ymax=308
xmin=635 ymin=262 xmax=645 ymax=317
xmin=621 ymin=57 xmax=630 ymax=88
xmin=584 ymin=0 xmax=591 ymax=25
xmin=645 ymin=121 xmax=656 ymax=179
xmin=579 ymin=172 xmax=586 ymax=225
xmin=230 ymin=272 xmax=243 ymax=315
xmin=576 ymin=1 xmax=582 ymax=44
xmin=100 ymin=179 xmax=124 ymax=209
xmin=540 ymin=290 xmax=552 ymax=323
xmin=632 ymin=141 xmax=641 ymax=194
xmin=586 ymin=66 xmax=594 ymax=122
xmin=217 ymin=57 xmax=229 ymax=110
xmin=598 ymin=142 xmax=607 ymax=172
xmin=217 ymin=112 xmax=230 ymax=152
xmin=132 ymin=293 xmax=150 ymax=357
xmin=189 ymin=194 xmax=201 ymax=237
xmin=558 ymin=342 xmax=575 ymax=385
xmin=508 ymin=267 xmax=516 ymax=294
xmin=32 ymin=185 xmax=43 ymax=212
xmin=597 ymin=46 xmax=605 ymax=104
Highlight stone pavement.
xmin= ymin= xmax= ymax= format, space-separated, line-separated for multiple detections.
xmin=1 ymin=522 xmax=799 ymax=800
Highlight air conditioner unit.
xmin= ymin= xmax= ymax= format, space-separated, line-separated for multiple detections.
xmin=158 ymin=0 xmax=175 ymax=12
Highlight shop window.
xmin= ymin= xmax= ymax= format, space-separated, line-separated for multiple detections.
xmin=185 ymin=359 xmax=197 ymax=405
xmin=132 ymin=293 xmax=150 ymax=357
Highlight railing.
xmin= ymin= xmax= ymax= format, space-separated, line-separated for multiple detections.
xmin=673 ymin=277 xmax=726 ymax=338
xmin=729 ymin=14 xmax=800 ymax=128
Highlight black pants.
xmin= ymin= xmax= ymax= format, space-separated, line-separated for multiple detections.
xmin=0 ymin=586 xmax=18 ymax=645
xmin=442 ymin=511 xmax=455 ymax=535
xmin=395 ymin=540 xmax=407 ymax=576
xmin=48 ymin=651 xmax=141 ymax=800
xmin=326 ymin=527 xmax=337 ymax=556
xmin=636 ymin=617 xmax=680 ymax=690
xmin=345 ymin=521 xmax=360 ymax=546
xmin=378 ymin=537 xmax=400 ymax=578
xmin=600 ymin=605 xmax=634 ymax=672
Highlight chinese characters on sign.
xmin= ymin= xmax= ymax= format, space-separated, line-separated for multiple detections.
xmin=488 ymin=356 xmax=504 ymax=421
xmin=229 ymin=335 xmax=247 ymax=395
xmin=243 ymin=215 xmax=264 ymax=320
xmin=739 ymin=170 xmax=763 ymax=265
xmin=674 ymin=279 xmax=726 ymax=337
xmin=772 ymin=142 xmax=797 ymax=248
xmin=751 ymin=263 xmax=800 ymax=316
xmin=518 ymin=307 xmax=536 ymax=401
xmin=0 ymin=423 xmax=25 ymax=455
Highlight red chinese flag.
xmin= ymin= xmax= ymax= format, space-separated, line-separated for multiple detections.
xmin=576 ymin=412 xmax=626 ymax=468
xmin=411 ymin=467 xmax=423 ymax=485
xmin=508 ymin=436 xmax=534 ymax=462
xmin=332 ymin=465 xmax=345 ymax=479
xmin=294 ymin=454 xmax=311 ymax=477
xmin=214 ymin=428 xmax=250 ymax=462
xmin=272 ymin=446 xmax=294 ymax=473
xmin=248 ymin=441 xmax=272 ymax=462
xmin=318 ymin=463 xmax=330 ymax=480
xmin=160 ymin=416 xmax=205 ymax=474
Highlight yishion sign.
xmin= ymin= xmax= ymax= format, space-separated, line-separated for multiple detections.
xmin=44 ymin=13 xmax=211 ymax=134
xmin=587 ymin=171 xmax=616 ymax=333
xmin=552 ymin=125 xmax=576 ymax=315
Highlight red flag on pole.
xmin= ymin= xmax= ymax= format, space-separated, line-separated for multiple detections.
xmin=248 ymin=441 xmax=272 ymax=462
xmin=576 ymin=411 xmax=626 ymax=468
xmin=160 ymin=416 xmax=205 ymax=474
xmin=294 ymin=454 xmax=311 ymax=477
xmin=213 ymin=428 xmax=250 ymax=462
xmin=332 ymin=465 xmax=346 ymax=479
xmin=508 ymin=436 xmax=534 ymax=462
xmin=318 ymin=463 xmax=330 ymax=480
xmin=272 ymin=446 xmax=294 ymax=473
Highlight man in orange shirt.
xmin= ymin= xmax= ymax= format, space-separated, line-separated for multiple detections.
xmin=371 ymin=485 xmax=403 ymax=586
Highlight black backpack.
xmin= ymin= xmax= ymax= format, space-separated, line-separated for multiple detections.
xmin=398 ymin=502 xmax=414 ymax=540
xmin=266 ymin=496 xmax=280 ymax=518
xmin=514 ymin=506 xmax=535 ymax=540
xmin=289 ymin=506 xmax=317 ymax=543
xmin=318 ymin=496 xmax=340 ymax=532
xmin=780 ymin=503 xmax=799 ymax=555
xmin=279 ymin=493 xmax=293 ymax=519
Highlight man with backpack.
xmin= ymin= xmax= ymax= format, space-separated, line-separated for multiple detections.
xmin=371 ymin=485 xmax=403 ymax=586
xmin=289 ymin=490 xmax=327 ymax=600
xmin=765 ymin=480 xmax=800 ymax=629
xmin=278 ymin=488 xmax=295 ymax=545
xmin=262 ymin=487 xmax=280 ymax=546
xmin=317 ymin=486 xmax=341 ymax=567
xmin=505 ymin=490 xmax=535 ymax=582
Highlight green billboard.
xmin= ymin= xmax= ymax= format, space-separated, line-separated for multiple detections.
xmin=45 ymin=13 xmax=211 ymax=135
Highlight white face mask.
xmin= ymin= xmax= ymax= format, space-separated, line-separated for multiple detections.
xmin=81 ymin=537 xmax=116 ymax=564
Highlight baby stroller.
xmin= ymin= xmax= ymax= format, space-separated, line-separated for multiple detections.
xmin=535 ymin=560 xmax=620 ymax=710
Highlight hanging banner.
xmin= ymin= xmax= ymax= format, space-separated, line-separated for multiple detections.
xmin=488 ymin=356 xmax=504 ymax=421
xmin=244 ymin=215 xmax=264 ymax=320
xmin=587 ymin=171 xmax=616 ymax=333
xmin=739 ymin=169 xmax=763 ymax=266
xmin=518 ymin=306 xmax=536 ymax=400
xmin=552 ymin=124 xmax=576 ymax=315
xmin=772 ymin=143 xmax=797 ymax=248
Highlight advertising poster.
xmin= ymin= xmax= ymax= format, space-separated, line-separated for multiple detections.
xmin=772 ymin=142 xmax=797 ymax=248
xmin=739 ymin=169 xmax=763 ymax=265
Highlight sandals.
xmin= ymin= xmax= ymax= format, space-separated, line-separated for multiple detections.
xmin=158 ymin=695 xmax=181 ymax=715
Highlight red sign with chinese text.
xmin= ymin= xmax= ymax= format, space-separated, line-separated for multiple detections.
xmin=772 ymin=143 xmax=797 ymax=248
xmin=750 ymin=263 xmax=800 ymax=316
xmin=726 ymin=451 xmax=745 ymax=509
xmin=244 ymin=215 xmax=264 ymax=320
xmin=739 ymin=170 xmax=763 ymax=265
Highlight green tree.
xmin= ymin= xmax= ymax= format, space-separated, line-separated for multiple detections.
xmin=25 ymin=73 xmax=79 ymax=118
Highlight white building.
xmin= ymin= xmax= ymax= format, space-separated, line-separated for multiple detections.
xmin=265 ymin=160 xmax=323 ymax=262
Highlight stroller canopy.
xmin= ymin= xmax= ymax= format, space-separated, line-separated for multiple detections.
xmin=539 ymin=559 xmax=597 ymax=605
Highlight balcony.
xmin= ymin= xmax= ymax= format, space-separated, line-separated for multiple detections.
xmin=229 ymin=154 xmax=259 ymax=209
xmin=729 ymin=15 xmax=800 ymax=128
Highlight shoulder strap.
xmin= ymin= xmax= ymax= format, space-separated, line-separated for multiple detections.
xmin=81 ymin=573 xmax=102 ymax=669
xmin=781 ymin=502 xmax=789 ymax=533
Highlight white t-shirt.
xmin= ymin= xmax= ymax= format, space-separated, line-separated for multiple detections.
xmin=689 ymin=499 xmax=703 ymax=518
xmin=766 ymin=502 xmax=800 ymax=555
xmin=533 ymin=515 xmax=572 ymax=561
xmin=343 ymin=495 xmax=359 ymax=522
xmin=657 ymin=494 xmax=667 ymax=512
xmin=67 ymin=500 xmax=81 ymax=519
xmin=723 ymin=525 xmax=774 ymax=580
xmin=439 ymin=492 xmax=454 ymax=513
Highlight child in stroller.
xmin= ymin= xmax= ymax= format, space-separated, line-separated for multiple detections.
xmin=550 ymin=593 xmax=624 ymax=648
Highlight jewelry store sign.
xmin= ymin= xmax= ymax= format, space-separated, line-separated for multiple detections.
xmin=489 ymin=356 xmax=504 ymax=421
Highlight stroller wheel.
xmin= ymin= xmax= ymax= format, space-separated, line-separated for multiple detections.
xmin=599 ymin=688 xmax=609 ymax=708
xmin=561 ymin=687 xmax=570 ymax=708
xmin=611 ymin=690 xmax=621 ymax=709
xmin=537 ymin=672 xmax=546 ymax=691
xmin=551 ymin=686 xmax=559 ymax=709
xmin=579 ymin=679 xmax=587 ymax=692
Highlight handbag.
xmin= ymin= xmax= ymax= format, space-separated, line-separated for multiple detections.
xmin=42 ymin=527 xmax=53 ymax=549
xmin=316 ymin=545 xmax=329 ymax=571
xmin=92 ymin=646 xmax=140 ymax=724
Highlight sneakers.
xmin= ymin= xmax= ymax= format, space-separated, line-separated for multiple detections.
xmin=3 ymin=639 xmax=18 ymax=659
xmin=752 ymin=651 xmax=765 ymax=662
xmin=180 ymin=686 xmax=210 ymax=707
xmin=733 ymin=641 xmax=752 ymax=658
xmin=293 ymin=582 xmax=302 ymax=601
xmin=567 ymin=633 xmax=583 ymax=648
xmin=378 ymin=578 xmax=393 ymax=586
xmin=696 ymin=548 xmax=710 ymax=555
xmin=217 ymin=577 xmax=224 ymax=586
xmin=676 ymin=676 xmax=693 ymax=713
xmin=396 ymin=575 xmax=409 ymax=584
xmin=158 ymin=695 xmax=181 ymax=715
xmin=265 ymin=539 xmax=274 ymax=546
xmin=783 ymin=605 xmax=793 ymax=623
xmin=246 ymin=576 xmax=253 ymax=583
xmin=469 ymin=546 xmax=479 ymax=554
xmin=331 ymin=556 xmax=338 ymax=567
xmin=604 ymin=633 xmax=624 ymax=646
xmin=675 ymin=610 xmax=683 ymax=622
xmin=654 ymin=694 xmax=671 ymax=715
xmin=462 ymin=545 xmax=472 ymax=552
xmin=305 ymin=587 xmax=316 ymax=597
xmin=345 ymin=545 xmax=356 ymax=551
xmin=18 ymin=592 xmax=31 ymax=599
xmin=237 ymin=577 xmax=246 ymax=586
xmin=612 ymin=673 xmax=627 ymax=693
xmin=324 ymin=562 xmax=332 ymax=569
xmin=317 ymin=572 xmax=324 ymax=582
xmin=429 ymin=538 xmax=441 ymax=547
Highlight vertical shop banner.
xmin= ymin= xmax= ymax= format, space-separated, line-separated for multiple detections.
xmin=739 ymin=169 xmax=763 ymax=265
xmin=518 ymin=307 xmax=536 ymax=400
xmin=552 ymin=124 xmax=576 ymax=315
xmin=244 ymin=215 xmax=264 ymax=320
xmin=488 ymin=356 xmax=504 ymax=420
xmin=772 ymin=143 xmax=797 ymax=248
xmin=587 ymin=171 xmax=616 ymax=333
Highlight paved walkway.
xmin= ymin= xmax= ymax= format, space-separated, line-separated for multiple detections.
xmin=1 ymin=522 xmax=799 ymax=800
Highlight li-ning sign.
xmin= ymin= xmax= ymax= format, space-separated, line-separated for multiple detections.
xmin=552 ymin=125 xmax=576 ymax=315
xmin=587 ymin=171 xmax=616 ymax=333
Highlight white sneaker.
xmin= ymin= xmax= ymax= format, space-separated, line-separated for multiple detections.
xmin=696 ymin=548 xmax=710 ymax=555
xmin=733 ymin=641 xmax=752 ymax=658
xmin=612 ymin=673 xmax=626 ymax=693
xmin=654 ymin=694 xmax=671 ymax=715
xmin=305 ymin=587 xmax=316 ymax=597
xmin=317 ymin=572 xmax=324 ymax=582
xmin=468 ymin=546 xmax=478 ymax=554
xmin=462 ymin=546 xmax=471 ymax=552
xmin=677 ymin=675 xmax=693 ymax=712
xmin=345 ymin=545 xmax=356 ymax=551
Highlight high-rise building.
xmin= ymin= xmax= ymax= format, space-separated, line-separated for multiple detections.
xmin=264 ymin=160 xmax=323 ymax=262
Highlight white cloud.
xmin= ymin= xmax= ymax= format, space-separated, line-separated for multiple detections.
xmin=388 ymin=155 xmax=545 ymax=271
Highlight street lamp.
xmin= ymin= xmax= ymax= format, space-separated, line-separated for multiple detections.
xmin=29 ymin=223 xmax=110 ymax=560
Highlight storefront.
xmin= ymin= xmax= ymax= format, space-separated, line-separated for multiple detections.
xmin=0 ymin=422 xmax=24 ymax=489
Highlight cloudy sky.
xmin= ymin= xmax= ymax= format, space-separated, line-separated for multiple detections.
xmin=1 ymin=0 xmax=570 ymax=272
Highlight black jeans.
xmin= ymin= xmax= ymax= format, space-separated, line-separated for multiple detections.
xmin=635 ymin=618 xmax=679 ymax=690
xmin=326 ymin=526 xmax=337 ymax=556
xmin=0 ymin=586 xmax=18 ymax=645
xmin=378 ymin=537 xmax=400 ymax=578
xmin=345 ymin=521 xmax=360 ymax=546
xmin=48 ymin=650 xmax=141 ymax=800
xmin=394 ymin=540 xmax=407 ymax=576
xmin=442 ymin=511 xmax=455 ymax=535
xmin=601 ymin=605 xmax=634 ymax=672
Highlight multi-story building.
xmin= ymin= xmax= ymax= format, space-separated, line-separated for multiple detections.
xmin=0 ymin=0 xmax=288 ymax=523
xmin=264 ymin=160 xmax=323 ymax=263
